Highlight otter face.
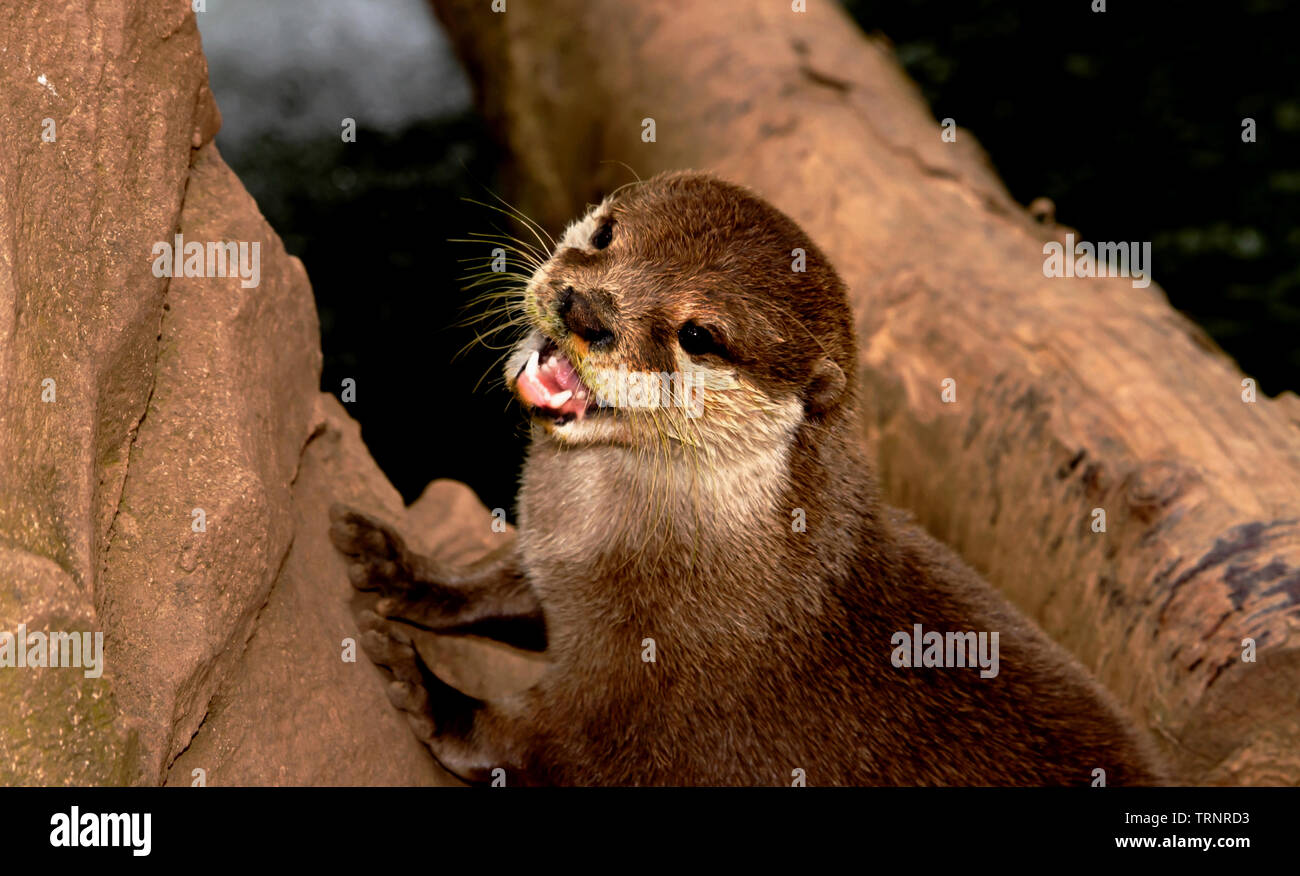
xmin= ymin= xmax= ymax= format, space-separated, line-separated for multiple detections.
xmin=504 ymin=171 xmax=854 ymax=455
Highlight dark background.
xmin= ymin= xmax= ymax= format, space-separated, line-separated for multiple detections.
xmin=209 ymin=0 xmax=1299 ymax=513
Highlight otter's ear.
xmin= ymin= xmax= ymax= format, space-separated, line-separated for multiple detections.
xmin=805 ymin=357 xmax=846 ymax=416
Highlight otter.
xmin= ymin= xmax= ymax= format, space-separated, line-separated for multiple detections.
xmin=329 ymin=171 xmax=1163 ymax=786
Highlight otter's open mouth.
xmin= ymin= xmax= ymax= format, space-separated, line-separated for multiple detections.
xmin=515 ymin=338 xmax=598 ymax=424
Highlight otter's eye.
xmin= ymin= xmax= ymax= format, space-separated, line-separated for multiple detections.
xmin=677 ymin=321 xmax=726 ymax=358
xmin=591 ymin=220 xmax=614 ymax=250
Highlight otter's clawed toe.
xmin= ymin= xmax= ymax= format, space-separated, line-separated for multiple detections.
xmin=387 ymin=681 xmax=436 ymax=742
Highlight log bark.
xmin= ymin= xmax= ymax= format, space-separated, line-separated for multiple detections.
xmin=429 ymin=0 xmax=1300 ymax=784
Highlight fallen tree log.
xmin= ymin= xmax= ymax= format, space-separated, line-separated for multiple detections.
xmin=430 ymin=0 xmax=1300 ymax=784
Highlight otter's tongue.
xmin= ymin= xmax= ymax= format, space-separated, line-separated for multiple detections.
xmin=517 ymin=349 xmax=590 ymax=419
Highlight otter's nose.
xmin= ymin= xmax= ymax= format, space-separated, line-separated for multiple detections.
xmin=557 ymin=286 xmax=614 ymax=347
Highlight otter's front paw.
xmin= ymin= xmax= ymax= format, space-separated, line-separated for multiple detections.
xmin=328 ymin=504 xmax=426 ymax=594
xmin=357 ymin=610 xmax=502 ymax=783
xmin=356 ymin=610 xmax=439 ymax=744
xmin=329 ymin=504 xmax=473 ymax=631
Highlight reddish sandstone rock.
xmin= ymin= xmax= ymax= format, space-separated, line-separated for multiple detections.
xmin=0 ymin=0 xmax=501 ymax=786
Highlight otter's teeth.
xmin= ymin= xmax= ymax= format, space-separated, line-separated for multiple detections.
xmin=526 ymin=350 xmax=541 ymax=377
xmin=551 ymin=390 xmax=573 ymax=406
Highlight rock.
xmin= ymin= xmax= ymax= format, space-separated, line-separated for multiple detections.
xmin=95 ymin=141 xmax=321 ymax=780
xmin=0 ymin=0 xmax=212 ymax=785
xmin=0 ymin=549 xmax=138 ymax=785
xmin=165 ymin=403 xmax=546 ymax=786
xmin=167 ymin=395 xmax=454 ymax=786
xmin=0 ymin=0 xmax=502 ymax=786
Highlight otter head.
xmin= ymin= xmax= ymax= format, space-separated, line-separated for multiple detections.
xmin=505 ymin=171 xmax=856 ymax=457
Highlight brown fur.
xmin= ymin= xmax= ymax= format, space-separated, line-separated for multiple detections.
xmin=331 ymin=171 xmax=1163 ymax=786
